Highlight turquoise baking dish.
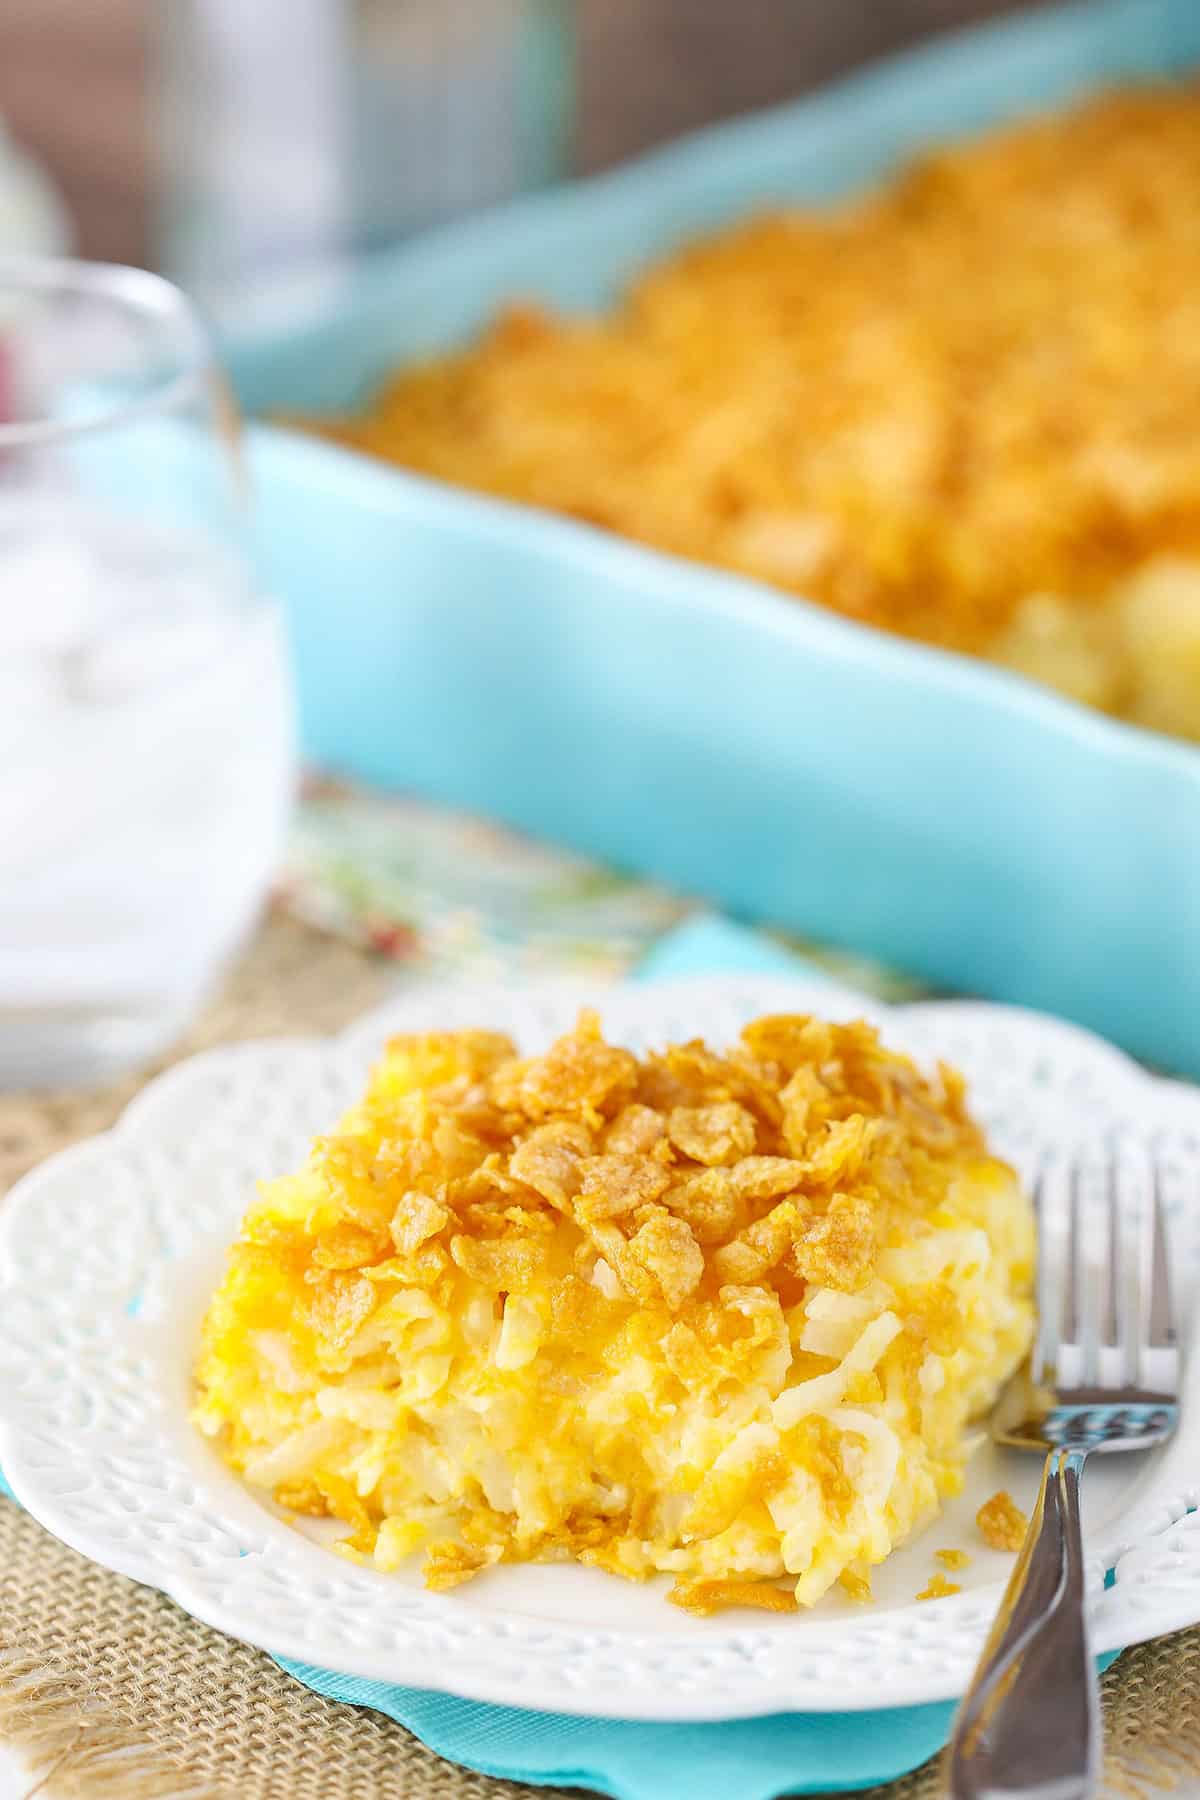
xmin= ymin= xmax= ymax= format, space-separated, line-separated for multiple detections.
xmin=230 ymin=0 xmax=1200 ymax=1076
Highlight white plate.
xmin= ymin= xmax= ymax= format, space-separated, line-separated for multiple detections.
xmin=1 ymin=975 xmax=1198 ymax=1722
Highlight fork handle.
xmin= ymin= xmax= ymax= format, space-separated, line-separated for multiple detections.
xmin=945 ymin=1449 xmax=1101 ymax=1800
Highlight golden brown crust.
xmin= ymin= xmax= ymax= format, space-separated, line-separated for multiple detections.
xmin=667 ymin=1577 xmax=799 ymax=1617
xmin=481 ymin=1014 xmax=962 ymax=1301
xmin=917 ymin=1572 xmax=962 ymax=1601
xmin=977 ymin=1490 xmax=1029 ymax=1552
xmin=271 ymin=1010 xmax=993 ymax=1312
xmin=302 ymin=90 xmax=1200 ymax=734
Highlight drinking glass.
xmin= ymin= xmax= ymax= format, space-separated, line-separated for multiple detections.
xmin=0 ymin=258 xmax=295 ymax=1087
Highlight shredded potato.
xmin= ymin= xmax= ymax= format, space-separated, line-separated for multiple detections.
xmin=306 ymin=89 xmax=1200 ymax=739
xmin=195 ymin=1012 xmax=1033 ymax=1610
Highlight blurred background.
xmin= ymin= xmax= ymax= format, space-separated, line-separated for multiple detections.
xmin=4 ymin=0 xmax=1197 ymax=1109
xmin=1 ymin=0 xmax=1050 ymax=282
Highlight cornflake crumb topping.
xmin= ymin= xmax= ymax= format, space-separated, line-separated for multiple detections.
xmin=335 ymin=1009 xmax=985 ymax=1315
xmin=194 ymin=1009 xmax=1035 ymax=1611
xmin=976 ymin=1491 xmax=1029 ymax=1552
xmin=917 ymin=1572 xmax=962 ymax=1602
xmin=935 ymin=1547 xmax=970 ymax=1571
xmin=668 ymin=1577 xmax=798 ymax=1617
xmin=307 ymin=90 xmax=1200 ymax=739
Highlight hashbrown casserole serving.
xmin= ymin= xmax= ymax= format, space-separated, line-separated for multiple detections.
xmin=195 ymin=1011 xmax=1033 ymax=1612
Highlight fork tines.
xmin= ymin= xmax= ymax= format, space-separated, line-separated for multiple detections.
xmin=1030 ymin=1150 xmax=1179 ymax=1399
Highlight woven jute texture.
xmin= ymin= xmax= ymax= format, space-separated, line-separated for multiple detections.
xmin=0 ymin=911 xmax=1196 ymax=1800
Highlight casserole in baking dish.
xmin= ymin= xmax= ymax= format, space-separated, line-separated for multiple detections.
xmin=231 ymin=0 xmax=1200 ymax=1076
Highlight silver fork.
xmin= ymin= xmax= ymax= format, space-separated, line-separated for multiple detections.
xmin=946 ymin=1153 xmax=1180 ymax=1800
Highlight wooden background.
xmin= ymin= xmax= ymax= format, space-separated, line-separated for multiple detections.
xmin=0 ymin=0 xmax=1050 ymax=266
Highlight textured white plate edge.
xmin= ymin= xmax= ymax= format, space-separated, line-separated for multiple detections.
xmin=0 ymin=972 xmax=1195 ymax=1721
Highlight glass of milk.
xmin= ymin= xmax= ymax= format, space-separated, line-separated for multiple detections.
xmin=0 ymin=259 xmax=295 ymax=1087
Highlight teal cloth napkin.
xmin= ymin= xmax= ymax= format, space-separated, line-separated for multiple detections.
xmin=633 ymin=913 xmax=835 ymax=984
xmin=0 ymin=916 xmax=1114 ymax=1798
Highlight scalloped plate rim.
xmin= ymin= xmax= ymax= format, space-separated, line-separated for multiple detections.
xmin=0 ymin=973 xmax=1197 ymax=1720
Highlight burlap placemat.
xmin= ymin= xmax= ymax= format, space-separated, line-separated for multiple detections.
xmin=1 ymin=911 xmax=1196 ymax=1800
